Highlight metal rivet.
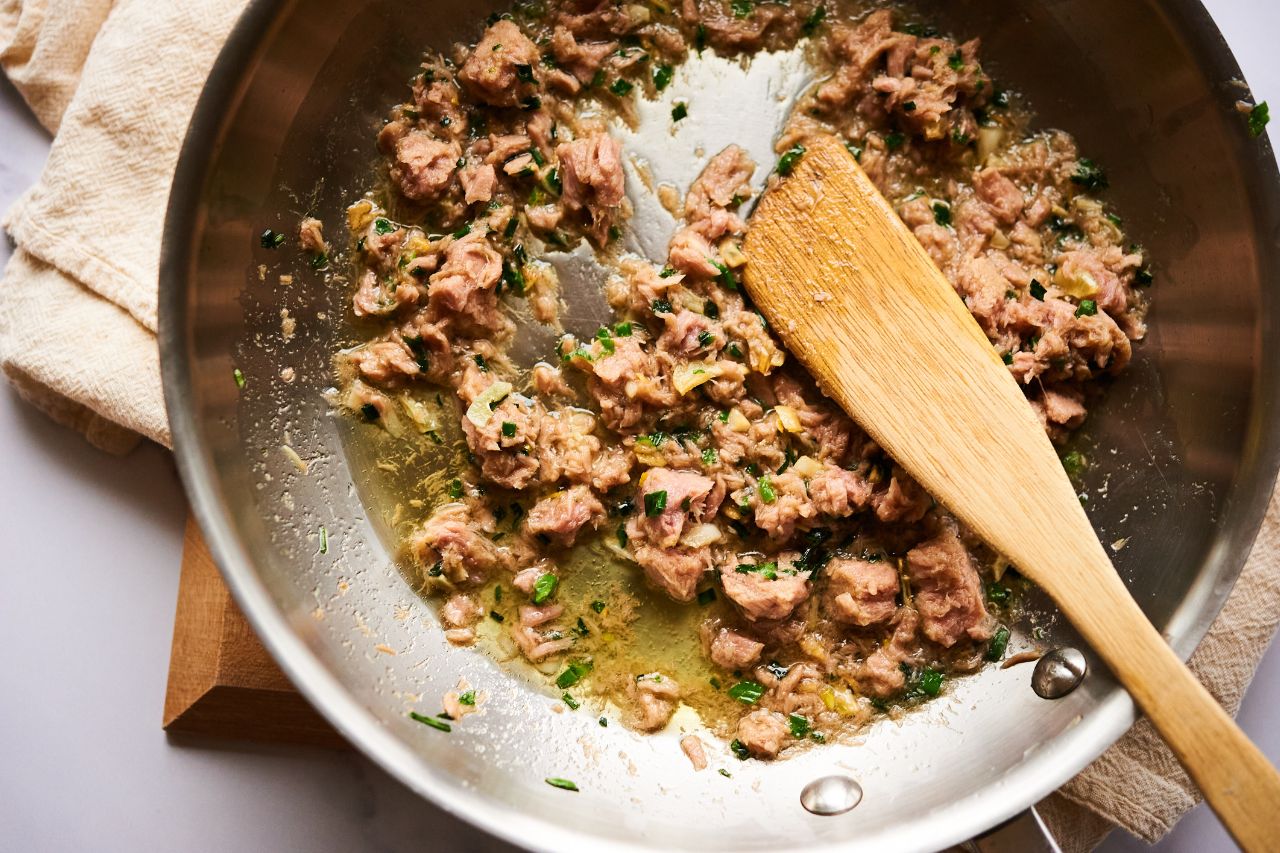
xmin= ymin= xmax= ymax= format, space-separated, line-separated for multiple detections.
xmin=800 ymin=775 xmax=863 ymax=816
xmin=1032 ymin=647 xmax=1088 ymax=699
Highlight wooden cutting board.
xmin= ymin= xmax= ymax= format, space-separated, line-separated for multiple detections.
xmin=163 ymin=516 xmax=346 ymax=748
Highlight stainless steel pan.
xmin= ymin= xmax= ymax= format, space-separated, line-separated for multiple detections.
xmin=159 ymin=0 xmax=1280 ymax=849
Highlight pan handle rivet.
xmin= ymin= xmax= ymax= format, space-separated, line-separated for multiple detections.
xmin=1031 ymin=647 xmax=1088 ymax=699
xmin=800 ymin=775 xmax=863 ymax=816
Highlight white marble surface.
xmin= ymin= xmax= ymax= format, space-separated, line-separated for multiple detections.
xmin=1 ymin=3 xmax=1278 ymax=851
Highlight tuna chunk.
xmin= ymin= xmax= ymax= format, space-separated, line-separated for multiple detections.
xmin=684 ymin=145 xmax=755 ymax=238
xmin=627 ymin=674 xmax=679 ymax=732
xmin=973 ymin=168 xmax=1024 ymax=225
xmin=721 ymin=560 xmax=811 ymax=622
xmin=390 ymin=132 xmax=460 ymax=201
xmin=458 ymin=20 xmax=541 ymax=107
xmin=525 ymin=485 xmax=606 ymax=545
xmin=347 ymin=341 xmax=420 ymax=386
xmin=427 ymin=233 xmax=506 ymax=334
xmin=557 ymin=132 xmax=626 ymax=245
xmin=549 ymin=25 xmax=615 ymax=85
xmin=411 ymin=503 xmax=504 ymax=585
xmin=462 ymin=387 xmax=543 ymax=491
xmin=872 ymin=468 xmax=931 ymax=523
xmin=441 ymin=593 xmax=481 ymax=645
xmin=736 ymin=709 xmax=789 ymax=759
xmin=512 ymin=603 xmax=575 ymax=662
xmin=298 ymin=217 xmax=327 ymax=254
xmin=535 ymin=408 xmax=603 ymax=486
xmin=708 ymin=627 xmax=764 ymax=670
xmin=680 ymin=735 xmax=708 ymax=771
xmin=856 ymin=607 xmax=920 ymax=697
xmin=667 ymin=227 xmax=721 ymax=278
xmin=459 ymin=162 xmax=497 ymax=205
xmin=905 ymin=524 xmax=993 ymax=646
xmin=630 ymin=538 xmax=713 ymax=603
xmin=809 ymin=466 xmax=873 ymax=517
xmin=824 ymin=558 xmax=899 ymax=627
xmin=632 ymin=467 xmax=719 ymax=548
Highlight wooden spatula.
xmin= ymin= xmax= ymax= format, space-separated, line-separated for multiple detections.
xmin=743 ymin=133 xmax=1280 ymax=851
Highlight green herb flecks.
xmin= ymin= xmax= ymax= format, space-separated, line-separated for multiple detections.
xmin=532 ymin=572 xmax=559 ymax=605
xmin=801 ymin=4 xmax=826 ymax=35
xmin=653 ymin=64 xmax=674 ymax=91
xmin=458 ymin=690 xmax=477 ymax=706
xmin=545 ymin=777 xmax=579 ymax=792
xmin=1247 ymin=101 xmax=1270 ymax=138
xmin=776 ymin=144 xmax=806 ymax=176
xmin=758 ymin=475 xmax=777 ymax=504
xmin=672 ymin=101 xmax=689 ymax=122
xmin=609 ymin=78 xmax=634 ymax=97
xmin=259 ymin=229 xmax=286 ymax=249
xmin=644 ymin=490 xmax=669 ymax=517
xmin=788 ymin=714 xmax=811 ymax=738
xmin=319 ymin=526 xmax=329 ymax=554
xmin=232 ymin=367 xmax=246 ymax=389
xmin=986 ymin=626 xmax=1011 ymax=662
xmin=556 ymin=659 xmax=593 ymax=689
xmin=1075 ymin=299 xmax=1098 ymax=317
xmin=1029 ymin=279 xmax=1046 ymax=301
xmin=931 ymin=200 xmax=952 ymax=227
xmin=1070 ymin=158 xmax=1108 ymax=192
xmin=728 ymin=680 xmax=765 ymax=704
xmin=409 ymin=712 xmax=452 ymax=732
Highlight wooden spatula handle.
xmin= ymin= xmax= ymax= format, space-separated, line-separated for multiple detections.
xmin=1069 ymin=563 xmax=1280 ymax=851
xmin=743 ymin=135 xmax=1280 ymax=850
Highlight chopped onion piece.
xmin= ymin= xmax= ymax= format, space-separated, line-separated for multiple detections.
xmin=774 ymin=405 xmax=803 ymax=433
xmin=726 ymin=408 xmax=751 ymax=433
xmin=977 ymin=126 xmax=1005 ymax=163
xmin=673 ymin=361 xmax=722 ymax=395
xmin=465 ymin=381 xmax=513 ymax=427
xmin=680 ymin=522 xmax=723 ymax=548
xmin=1054 ymin=267 xmax=1100 ymax=299
xmin=718 ymin=239 xmax=748 ymax=269
xmin=791 ymin=455 xmax=823 ymax=478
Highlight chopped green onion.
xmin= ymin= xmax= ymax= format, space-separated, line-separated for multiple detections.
xmin=515 ymin=63 xmax=535 ymax=82
xmin=556 ymin=659 xmax=593 ymax=689
xmin=599 ymin=717 xmax=608 ymax=726
xmin=884 ymin=131 xmax=905 ymax=150
xmin=931 ymin=200 xmax=952 ymax=227
xmin=918 ymin=667 xmax=943 ymax=697
xmin=614 ymin=321 xmax=633 ymax=337
xmin=561 ymin=692 xmax=580 ymax=710
xmin=532 ymin=572 xmax=559 ymax=605
xmin=591 ymin=599 xmax=607 ymax=613
xmin=489 ymin=610 xmax=505 ymax=623
xmin=731 ymin=0 xmax=753 ymax=17
xmin=545 ymin=777 xmax=579 ymax=791
xmin=609 ymin=78 xmax=634 ymax=97
xmin=319 ymin=526 xmax=329 ymax=554
xmin=232 ymin=367 xmax=246 ymax=389
xmin=701 ymin=447 xmax=718 ymax=466
xmin=616 ymin=525 xmax=628 ymax=548
xmin=986 ymin=626 xmax=1011 ymax=662
xmin=596 ymin=326 xmax=616 ymax=353
xmin=448 ymin=478 xmax=464 ymax=499
xmin=728 ymin=680 xmax=765 ymax=704
xmin=1061 ymin=450 xmax=1085 ymax=478
xmin=1029 ymin=279 xmax=1046 ymax=301
xmin=1247 ymin=101 xmax=1270 ymax=138
xmin=652 ymin=298 xmax=673 ymax=314
xmin=948 ymin=50 xmax=964 ymax=71
xmin=659 ymin=265 xmax=677 ymax=278
xmin=373 ymin=218 xmax=397 ymax=235
xmin=653 ymin=64 xmax=674 ymax=91
xmin=718 ymin=768 xmax=732 ymax=778
xmin=360 ymin=403 xmax=380 ymax=422
xmin=708 ymin=258 xmax=738 ymax=290
xmin=1002 ymin=351 xmax=1013 ymax=365
xmin=697 ymin=330 xmax=715 ymax=348
xmin=801 ymin=4 xmax=826 ymax=35
xmin=776 ymin=145 xmax=806 ymax=176
xmin=501 ymin=421 xmax=517 ymax=438
xmin=758 ymin=475 xmax=777 ymax=504
xmin=1075 ymin=299 xmax=1098 ymax=317
xmin=729 ymin=739 xmax=750 ymax=760
xmin=409 ymin=712 xmax=452 ymax=732
xmin=671 ymin=102 xmax=688 ymax=122
xmin=1070 ymin=158 xmax=1108 ymax=191
xmin=259 ymin=229 xmax=286 ymax=249
xmin=458 ymin=690 xmax=477 ymax=706
xmin=788 ymin=714 xmax=811 ymax=738
xmin=644 ymin=490 xmax=669 ymax=517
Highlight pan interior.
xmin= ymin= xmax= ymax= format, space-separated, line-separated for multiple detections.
xmin=163 ymin=0 xmax=1280 ymax=850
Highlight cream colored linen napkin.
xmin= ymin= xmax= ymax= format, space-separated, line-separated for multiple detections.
xmin=2 ymin=1 xmax=1278 ymax=847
